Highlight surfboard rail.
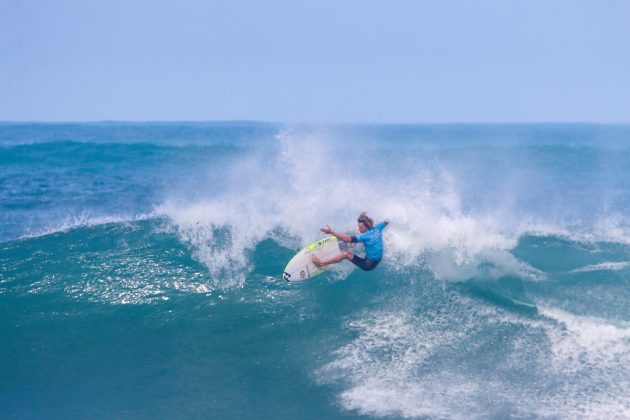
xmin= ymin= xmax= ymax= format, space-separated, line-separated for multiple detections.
xmin=283 ymin=236 xmax=340 ymax=282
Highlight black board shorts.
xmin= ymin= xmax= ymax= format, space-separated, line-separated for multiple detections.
xmin=350 ymin=254 xmax=380 ymax=271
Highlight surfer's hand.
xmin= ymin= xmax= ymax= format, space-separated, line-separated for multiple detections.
xmin=321 ymin=225 xmax=333 ymax=234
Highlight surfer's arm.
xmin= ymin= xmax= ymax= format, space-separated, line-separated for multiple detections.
xmin=320 ymin=225 xmax=353 ymax=242
xmin=376 ymin=220 xmax=389 ymax=231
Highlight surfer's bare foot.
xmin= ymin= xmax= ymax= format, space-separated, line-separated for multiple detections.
xmin=311 ymin=254 xmax=324 ymax=267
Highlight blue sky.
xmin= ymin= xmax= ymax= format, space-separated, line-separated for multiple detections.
xmin=1 ymin=0 xmax=628 ymax=123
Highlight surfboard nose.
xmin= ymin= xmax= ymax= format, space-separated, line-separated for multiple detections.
xmin=283 ymin=272 xmax=291 ymax=282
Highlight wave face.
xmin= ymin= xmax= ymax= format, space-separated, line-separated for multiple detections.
xmin=1 ymin=122 xmax=629 ymax=418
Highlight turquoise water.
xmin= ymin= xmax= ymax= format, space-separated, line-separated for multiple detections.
xmin=1 ymin=123 xmax=629 ymax=419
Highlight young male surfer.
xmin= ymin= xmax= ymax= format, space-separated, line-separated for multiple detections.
xmin=311 ymin=212 xmax=388 ymax=271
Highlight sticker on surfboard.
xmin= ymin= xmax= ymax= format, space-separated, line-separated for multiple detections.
xmin=283 ymin=236 xmax=342 ymax=281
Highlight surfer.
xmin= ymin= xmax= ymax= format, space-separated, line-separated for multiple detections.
xmin=312 ymin=212 xmax=388 ymax=271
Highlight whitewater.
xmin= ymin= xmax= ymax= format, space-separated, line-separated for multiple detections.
xmin=1 ymin=122 xmax=629 ymax=419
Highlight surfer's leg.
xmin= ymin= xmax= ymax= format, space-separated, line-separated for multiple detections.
xmin=312 ymin=251 xmax=353 ymax=267
xmin=349 ymin=255 xmax=380 ymax=271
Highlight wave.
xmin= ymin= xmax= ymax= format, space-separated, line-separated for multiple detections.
xmin=5 ymin=124 xmax=630 ymax=274
xmin=16 ymin=211 xmax=155 ymax=241
xmin=0 ymin=140 xmax=246 ymax=165
xmin=9 ymin=206 xmax=630 ymax=296
xmin=151 ymin=126 xmax=630 ymax=288
xmin=0 ymin=218 xmax=217 ymax=305
xmin=569 ymin=261 xmax=630 ymax=273
xmin=6 ymin=122 xmax=630 ymax=294
xmin=0 ymin=121 xmax=278 ymax=147
xmin=4 ymin=123 xmax=630 ymax=418
xmin=3 ymin=217 xmax=628 ymax=418
xmin=315 ymin=288 xmax=630 ymax=419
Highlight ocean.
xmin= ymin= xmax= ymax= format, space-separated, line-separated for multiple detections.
xmin=1 ymin=122 xmax=629 ymax=419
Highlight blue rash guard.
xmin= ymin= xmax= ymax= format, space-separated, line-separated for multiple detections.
xmin=349 ymin=221 xmax=389 ymax=270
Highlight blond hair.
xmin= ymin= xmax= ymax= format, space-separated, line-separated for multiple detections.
xmin=357 ymin=212 xmax=374 ymax=230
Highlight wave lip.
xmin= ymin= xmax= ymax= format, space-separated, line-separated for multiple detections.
xmin=568 ymin=261 xmax=630 ymax=273
xmin=16 ymin=211 xmax=155 ymax=242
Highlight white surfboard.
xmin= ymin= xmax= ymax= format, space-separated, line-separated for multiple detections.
xmin=283 ymin=236 xmax=342 ymax=281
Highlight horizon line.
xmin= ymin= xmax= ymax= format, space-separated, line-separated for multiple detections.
xmin=1 ymin=119 xmax=629 ymax=126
